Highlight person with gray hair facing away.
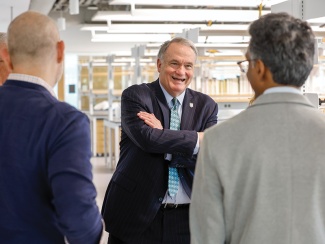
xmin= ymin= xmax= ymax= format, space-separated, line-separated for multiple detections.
xmin=190 ymin=12 xmax=325 ymax=244
xmin=0 ymin=32 xmax=11 ymax=85
xmin=0 ymin=11 xmax=104 ymax=243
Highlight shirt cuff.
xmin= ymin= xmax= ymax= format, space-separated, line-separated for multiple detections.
xmin=99 ymin=219 xmax=106 ymax=244
xmin=193 ymin=133 xmax=200 ymax=155
xmin=165 ymin=153 xmax=172 ymax=161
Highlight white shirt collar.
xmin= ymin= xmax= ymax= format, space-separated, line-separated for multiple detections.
xmin=264 ymin=86 xmax=302 ymax=95
xmin=159 ymin=80 xmax=186 ymax=107
xmin=8 ymin=73 xmax=57 ymax=98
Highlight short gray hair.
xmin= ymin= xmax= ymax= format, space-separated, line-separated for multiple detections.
xmin=0 ymin=32 xmax=7 ymax=45
xmin=158 ymin=37 xmax=198 ymax=61
xmin=248 ymin=12 xmax=315 ymax=87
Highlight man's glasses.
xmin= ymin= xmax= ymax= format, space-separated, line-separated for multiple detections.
xmin=237 ymin=59 xmax=255 ymax=73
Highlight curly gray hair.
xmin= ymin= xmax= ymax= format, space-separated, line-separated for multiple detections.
xmin=248 ymin=12 xmax=315 ymax=87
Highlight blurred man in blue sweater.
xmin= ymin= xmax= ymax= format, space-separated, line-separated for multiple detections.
xmin=0 ymin=11 xmax=104 ymax=243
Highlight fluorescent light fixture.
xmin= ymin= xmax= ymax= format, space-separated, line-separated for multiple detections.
xmin=91 ymin=33 xmax=172 ymax=42
xmin=196 ymin=43 xmax=249 ymax=48
xmin=82 ymin=24 xmax=203 ymax=34
xmin=201 ymin=24 xmax=249 ymax=31
xmin=213 ymin=50 xmax=246 ymax=56
xmin=90 ymin=32 xmax=249 ymax=45
xmin=139 ymin=42 xmax=248 ymax=50
xmin=109 ymin=0 xmax=286 ymax=7
xmin=81 ymin=24 xmax=250 ymax=35
xmin=202 ymin=36 xmax=250 ymax=43
xmin=92 ymin=51 xmax=158 ymax=58
xmin=308 ymin=17 xmax=325 ymax=24
xmin=262 ymin=0 xmax=291 ymax=5
xmin=93 ymin=9 xmax=271 ymax=22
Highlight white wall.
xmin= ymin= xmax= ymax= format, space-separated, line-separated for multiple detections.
xmin=64 ymin=54 xmax=79 ymax=108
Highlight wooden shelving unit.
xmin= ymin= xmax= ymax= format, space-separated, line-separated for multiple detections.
xmin=77 ymin=54 xmax=325 ymax=159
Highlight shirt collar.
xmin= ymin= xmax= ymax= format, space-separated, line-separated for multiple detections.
xmin=159 ymin=80 xmax=186 ymax=107
xmin=264 ymin=86 xmax=302 ymax=95
xmin=8 ymin=73 xmax=57 ymax=98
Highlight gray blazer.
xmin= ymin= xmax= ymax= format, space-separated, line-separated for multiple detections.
xmin=190 ymin=92 xmax=325 ymax=244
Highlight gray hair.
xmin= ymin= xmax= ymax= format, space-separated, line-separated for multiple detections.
xmin=158 ymin=37 xmax=198 ymax=61
xmin=0 ymin=32 xmax=7 ymax=45
xmin=248 ymin=12 xmax=315 ymax=87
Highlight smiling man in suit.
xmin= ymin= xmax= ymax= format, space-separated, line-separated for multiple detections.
xmin=101 ymin=37 xmax=218 ymax=244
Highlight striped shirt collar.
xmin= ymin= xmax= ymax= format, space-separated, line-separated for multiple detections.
xmin=8 ymin=73 xmax=57 ymax=98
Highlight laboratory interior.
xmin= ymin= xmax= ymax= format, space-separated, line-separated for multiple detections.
xmin=2 ymin=0 xmax=325 ymax=217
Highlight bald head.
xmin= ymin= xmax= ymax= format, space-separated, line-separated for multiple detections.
xmin=5 ymin=11 xmax=65 ymax=87
xmin=0 ymin=32 xmax=10 ymax=85
xmin=8 ymin=11 xmax=60 ymax=65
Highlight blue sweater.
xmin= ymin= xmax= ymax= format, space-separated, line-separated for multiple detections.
xmin=0 ymin=80 xmax=102 ymax=243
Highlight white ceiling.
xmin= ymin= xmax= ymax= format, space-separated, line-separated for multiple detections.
xmin=2 ymin=0 xmax=325 ymax=57
xmin=0 ymin=0 xmax=31 ymax=32
xmin=0 ymin=0 xmax=58 ymax=32
xmin=48 ymin=0 xmax=276 ymax=55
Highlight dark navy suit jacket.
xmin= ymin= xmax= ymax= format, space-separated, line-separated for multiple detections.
xmin=102 ymin=79 xmax=218 ymax=241
xmin=0 ymin=79 xmax=102 ymax=243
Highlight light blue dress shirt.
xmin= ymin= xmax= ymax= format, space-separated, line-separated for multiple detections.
xmin=159 ymin=81 xmax=198 ymax=204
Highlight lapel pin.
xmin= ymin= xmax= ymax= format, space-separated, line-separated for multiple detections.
xmin=189 ymin=103 xmax=193 ymax=108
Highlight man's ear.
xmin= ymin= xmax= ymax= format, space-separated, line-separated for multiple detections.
xmin=157 ymin=58 xmax=162 ymax=73
xmin=255 ymin=59 xmax=275 ymax=85
xmin=1 ymin=47 xmax=13 ymax=71
xmin=254 ymin=59 xmax=266 ymax=79
xmin=57 ymin=40 xmax=65 ymax=63
xmin=254 ymin=59 xmax=276 ymax=92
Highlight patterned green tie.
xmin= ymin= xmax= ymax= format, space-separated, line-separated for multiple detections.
xmin=168 ymin=98 xmax=180 ymax=198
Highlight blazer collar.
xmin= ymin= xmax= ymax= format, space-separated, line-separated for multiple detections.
xmin=252 ymin=92 xmax=314 ymax=109
xmin=181 ymin=89 xmax=196 ymax=130
xmin=149 ymin=79 xmax=170 ymax=128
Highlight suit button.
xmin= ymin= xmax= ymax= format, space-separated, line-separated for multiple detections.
xmin=158 ymin=197 xmax=163 ymax=202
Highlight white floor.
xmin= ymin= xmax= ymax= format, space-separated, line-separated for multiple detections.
xmin=91 ymin=157 xmax=114 ymax=242
xmin=92 ymin=157 xmax=114 ymax=209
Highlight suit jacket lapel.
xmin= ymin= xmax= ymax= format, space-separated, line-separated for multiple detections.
xmin=149 ymin=80 xmax=170 ymax=129
xmin=181 ymin=90 xmax=196 ymax=130
xmin=149 ymin=80 xmax=197 ymax=130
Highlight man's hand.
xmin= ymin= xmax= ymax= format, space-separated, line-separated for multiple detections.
xmin=137 ymin=111 xmax=163 ymax=130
